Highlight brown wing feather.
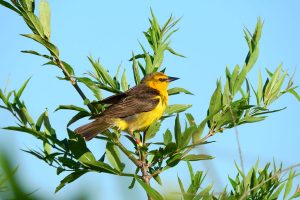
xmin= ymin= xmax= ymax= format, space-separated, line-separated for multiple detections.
xmin=99 ymin=92 xmax=126 ymax=104
xmin=99 ymin=85 xmax=160 ymax=118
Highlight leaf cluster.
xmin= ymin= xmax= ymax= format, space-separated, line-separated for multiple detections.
xmin=171 ymin=161 xmax=300 ymax=200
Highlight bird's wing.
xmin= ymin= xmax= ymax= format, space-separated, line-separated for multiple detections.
xmin=101 ymin=86 xmax=161 ymax=118
xmin=99 ymin=92 xmax=127 ymax=104
xmin=97 ymin=83 xmax=154 ymax=105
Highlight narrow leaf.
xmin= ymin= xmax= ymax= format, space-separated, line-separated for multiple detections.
xmin=0 ymin=1 xmax=21 ymax=15
xmin=136 ymin=178 xmax=164 ymax=200
xmin=168 ymin=87 xmax=193 ymax=96
xmin=284 ymin=170 xmax=295 ymax=199
xmin=106 ymin=142 xmax=125 ymax=172
xmin=174 ymin=114 xmax=181 ymax=147
xmin=145 ymin=121 xmax=161 ymax=141
xmin=55 ymin=105 xmax=88 ymax=112
xmin=121 ymin=69 xmax=128 ymax=91
xmin=182 ymin=154 xmax=214 ymax=161
xmin=67 ymin=111 xmax=90 ymax=127
xmin=55 ymin=171 xmax=87 ymax=193
xmin=163 ymin=129 xmax=172 ymax=145
xmin=21 ymin=34 xmax=59 ymax=57
xmin=16 ymin=77 xmax=31 ymax=98
xmin=39 ymin=0 xmax=51 ymax=38
xmin=165 ymin=104 xmax=192 ymax=115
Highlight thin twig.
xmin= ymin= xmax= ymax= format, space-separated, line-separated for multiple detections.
xmin=114 ymin=140 xmax=139 ymax=167
xmin=181 ymin=129 xmax=215 ymax=158
xmin=226 ymin=96 xmax=245 ymax=173
xmin=54 ymin=58 xmax=94 ymax=112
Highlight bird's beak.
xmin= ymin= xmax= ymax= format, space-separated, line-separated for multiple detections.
xmin=167 ymin=76 xmax=179 ymax=82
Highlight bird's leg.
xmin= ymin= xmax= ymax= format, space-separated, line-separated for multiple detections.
xmin=127 ymin=130 xmax=143 ymax=167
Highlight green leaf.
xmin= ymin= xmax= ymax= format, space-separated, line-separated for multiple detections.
xmin=181 ymin=125 xmax=197 ymax=148
xmin=21 ymin=50 xmax=52 ymax=59
xmin=163 ymin=129 xmax=172 ymax=145
xmin=55 ymin=171 xmax=87 ymax=193
xmin=84 ymin=160 xmax=119 ymax=174
xmin=55 ymin=104 xmax=88 ymax=112
xmin=208 ymin=80 xmax=222 ymax=116
xmin=168 ymin=87 xmax=193 ymax=96
xmin=144 ymin=52 xmax=154 ymax=74
xmin=244 ymin=18 xmax=263 ymax=70
xmin=238 ymin=116 xmax=265 ymax=125
xmin=39 ymin=0 xmax=51 ymax=38
xmin=192 ymin=108 xmax=218 ymax=143
xmin=67 ymin=111 xmax=90 ymax=127
xmin=20 ymin=0 xmax=34 ymax=12
xmin=58 ymin=157 xmax=80 ymax=169
xmin=287 ymin=88 xmax=300 ymax=102
xmin=166 ymin=153 xmax=182 ymax=167
xmin=131 ymin=52 xmax=141 ymax=85
xmin=78 ymin=152 xmax=96 ymax=164
xmin=128 ymin=167 xmax=140 ymax=189
xmin=284 ymin=170 xmax=295 ymax=199
xmin=197 ymin=184 xmax=213 ymax=198
xmin=174 ymin=114 xmax=182 ymax=147
xmin=21 ymin=34 xmax=59 ymax=57
xmin=21 ymin=105 xmax=35 ymax=127
xmin=44 ymin=60 xmax=74 ymax=76
xmin=269 ymin=183 xmax=285 ymax=200
xmin=163 ymin=142 xmax=177 ymax=155
xmin=167 ymin=46 xmax=185 ymax=57
xmin=121 ymin=69 xmax=129 ymax=91
xmin=186 ymin=161 xmax=194 ymax=183
xmin=106 ymin=142 xmax=125 ymax=172
xmin=44 ymin=110 xmax=55 ymax=137
xmin=182 ymin=154 xmax=214 ymax=161
xmin=0 ymin=89 xmax=7 ymax=105
xmin=4 ymin=126 xmax=45 ymax=139
xmin=153 ymin=174 xmax=162 ymax=186
xmin=164 ymin=104 xmax=192 ymax=115
xmin=16 ymin=77 xmax=31 ymax=98
xmin=185 ymin=113 xmax=196 ymax=126
xmin=232 ymin=67 xmax=248 ymax=97
xmin=56 ymin=167 xmax=64 ymax=175
xmin=257 ymin=70 xmax=263 ymax=105
xmin=88 ymin=56 xmax=117 ymax=88
xmin=22 ymin=148 xmax=44 ymax=160
xmin=136 ymin=177 xmax=164 ymax=200
xmin=76 ymin=77 xmax=102 ymax=100
xmin=289 ymin=187 xmax=300 ymax=199
xmin=177 ymin=176 xmax=185 ymax=194
xmin=145 ymin=121 xmax=161 ymax=141
xmin=67 ymin=129 xmax=96 ymax=162
xmin=43 ymin=141 xmax=51 ymax=155
xmin=26 ymin=12 xmax=45 ymax=37
xmin=0 ymin=1 xmax=22 ymax=15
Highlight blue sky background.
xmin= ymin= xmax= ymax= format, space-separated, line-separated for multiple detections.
xmin=1 ymin=1 xmax=300 ymax=199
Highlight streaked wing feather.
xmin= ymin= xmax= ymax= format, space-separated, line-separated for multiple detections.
xmin=99 ymin=92 xmax=126 ymax=104
xmin=102 ymin=96 xmax=159 ymax=118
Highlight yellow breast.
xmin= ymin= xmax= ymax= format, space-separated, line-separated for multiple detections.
xmin=114 ymin=96 xmax=167 ymax=133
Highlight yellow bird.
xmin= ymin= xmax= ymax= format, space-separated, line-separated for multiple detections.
xmin=75 ymin=72 xmax=179 ymax=141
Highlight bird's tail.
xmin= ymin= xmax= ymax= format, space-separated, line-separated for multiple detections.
xmin=75 ymin=119 xmax=111 ymax=141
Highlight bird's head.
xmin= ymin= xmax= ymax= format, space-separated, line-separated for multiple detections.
xmin=141 ymin=72 xmax=179 ymax=91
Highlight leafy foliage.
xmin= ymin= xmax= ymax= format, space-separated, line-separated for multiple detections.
xmin=172 ymin=161 xmax=300 ymax=200
xmin=0 ymin=1 xmax=299 ymax=199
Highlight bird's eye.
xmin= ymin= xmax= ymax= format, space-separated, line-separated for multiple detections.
xmin=159 ymin=78 xmax=165 ymax=82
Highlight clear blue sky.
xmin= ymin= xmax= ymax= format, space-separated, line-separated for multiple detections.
xmin=1 ymin=1 xmax=300 ymax=199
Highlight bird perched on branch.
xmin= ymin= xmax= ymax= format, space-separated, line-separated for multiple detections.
xmin=75 ymin=72 xmax=179 ymax=141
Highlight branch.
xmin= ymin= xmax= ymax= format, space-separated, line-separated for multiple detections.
xmin=53 ymin=58 xmax=95 ymax=113
xmin=114 ymin=140 xmax=139 ymax=167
